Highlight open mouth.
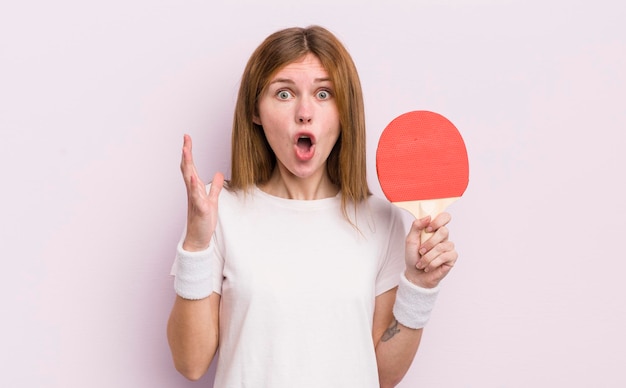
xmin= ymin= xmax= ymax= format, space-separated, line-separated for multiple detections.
xmin=297 ymin=135 xmax=313 ymax=151
xmin=294 ymin=134 xmax=315 ymax=161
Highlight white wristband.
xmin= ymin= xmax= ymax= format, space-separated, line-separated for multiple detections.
xmin=393 ymin=272 xmax=440 ymax=329
xmin=173 ymin=242 xmax=214 ymax=300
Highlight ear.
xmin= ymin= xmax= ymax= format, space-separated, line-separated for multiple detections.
xmin=252 ymin=114 xmax=262 ymax=125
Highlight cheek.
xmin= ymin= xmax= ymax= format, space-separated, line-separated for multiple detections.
xmin=328 ymin=110 xmax=341 ymax=136
xmin=262 ymin=127 xmax=289 ymax=155
xmin=328 ymin=121 xmax=341 ymax=143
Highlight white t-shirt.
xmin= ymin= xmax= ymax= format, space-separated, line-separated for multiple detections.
xmin=174 ymin=186 xmax=407 ymax=387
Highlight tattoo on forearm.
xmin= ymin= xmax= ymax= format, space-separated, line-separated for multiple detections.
xmin=381 ymin=319 xmax=401 ymax=342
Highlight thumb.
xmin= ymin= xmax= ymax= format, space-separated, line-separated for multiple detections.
xmin=407 ymin=216 xmax=431 ymax=247
xmin=208 ymin=172 xmax=225 ymax=202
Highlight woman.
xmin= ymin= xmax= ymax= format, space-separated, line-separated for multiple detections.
xmin=167 ymin=25 xmax=458 ymax=387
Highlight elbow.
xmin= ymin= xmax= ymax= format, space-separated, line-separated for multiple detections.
xmin=182 ymin=370 xmax=204 ymax=382
xmin=379 ymin=378 xmax=402 ymax=388
xmin=378 ymin=371 xmax=405 ymax=388
xmin=168 ymin=343 xmax=212 ymax=381
xmin=175 ymin=362 xmax=209 ymax=381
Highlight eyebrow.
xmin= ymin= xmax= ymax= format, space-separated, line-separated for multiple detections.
xmin=269 ymin=77 xmax=332 ymax=85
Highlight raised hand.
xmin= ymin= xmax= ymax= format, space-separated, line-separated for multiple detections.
xmin=404 ymin=213 xmax=458 ymax=289
xmin=180 ymin=134 xmax=224 ymax=251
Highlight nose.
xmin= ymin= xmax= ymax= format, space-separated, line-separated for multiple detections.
xmin=298 ymin=115 xmax=312 ymax=123
xmin=296 ymin=98 xmax=312 ymax=124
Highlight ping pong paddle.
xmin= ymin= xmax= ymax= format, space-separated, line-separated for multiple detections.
xmin=376 ymin=110 xmax=469 ymax=240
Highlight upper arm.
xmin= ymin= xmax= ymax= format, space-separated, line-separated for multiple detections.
xmin=372 ymin=287 xmax=397 ymax=347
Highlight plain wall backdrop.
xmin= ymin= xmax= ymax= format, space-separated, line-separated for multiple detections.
xmin=1 ymin=0 xmax=625 ymax=387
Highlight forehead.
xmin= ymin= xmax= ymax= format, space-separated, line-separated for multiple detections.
xmin=270 ymin=53 xmax=330 ymax=81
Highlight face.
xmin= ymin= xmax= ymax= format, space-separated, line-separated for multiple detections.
xmin=253 ymin=53 xmax=340 ymax=182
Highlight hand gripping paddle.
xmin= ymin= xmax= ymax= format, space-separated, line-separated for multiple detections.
xmin=376 ymin=110 xmax=469 ymax=238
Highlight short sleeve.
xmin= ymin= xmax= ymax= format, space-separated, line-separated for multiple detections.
xmin=374 ymin=205 xmax=408 ymax=296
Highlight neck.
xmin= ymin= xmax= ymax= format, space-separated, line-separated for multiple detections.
xmin=259 ymin=165 xmax=339 ymax=200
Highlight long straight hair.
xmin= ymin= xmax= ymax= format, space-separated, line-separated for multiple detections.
xmin=228 ymin=25 xmax=371 ymax=219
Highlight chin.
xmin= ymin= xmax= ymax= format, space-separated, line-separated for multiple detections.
xmin=288 ymin=166 xmax=320 ymax=180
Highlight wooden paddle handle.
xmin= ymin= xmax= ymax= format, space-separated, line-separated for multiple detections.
xmin=393 ymin=197 xmax=459 ymax=244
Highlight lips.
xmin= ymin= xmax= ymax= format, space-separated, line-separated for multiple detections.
xmin=294 ymin=133 xmax=316 ymax=161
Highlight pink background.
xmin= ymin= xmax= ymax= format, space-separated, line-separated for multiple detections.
xmin=1 ymin=1 xmax=625 ymax=386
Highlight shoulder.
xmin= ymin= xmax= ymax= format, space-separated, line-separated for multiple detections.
xmin=363 ymin=194 xmax=392 ymax=210
xmin=362 ymin=194 xmax=404 ymax=220
xmin=206 ymin=180 xmax=246 ymax=198
xmin=204 ymin=181 xmax=245 ymax=209
xmin=353 ymin=194 xmax=410 ymax=233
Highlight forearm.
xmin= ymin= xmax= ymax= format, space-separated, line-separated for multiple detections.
xmin=375 ymin=319 xmax=423 ymax=388
xmin=168 ymin=235 xmax=221 ymax=380
xmin=373 ymin=272 xmax=439 ymax=387
xmin=167 ymin=293 xmax=220 ymax=381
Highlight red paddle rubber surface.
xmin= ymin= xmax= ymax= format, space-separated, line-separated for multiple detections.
xmin=376 ymin=110 xmax=469 ymax=203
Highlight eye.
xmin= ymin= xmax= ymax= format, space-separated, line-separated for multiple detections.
xmin=316 ymin=89 xmax=332 ymax=100
xmin=277 ymin=90 xmax=292 ymax=100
